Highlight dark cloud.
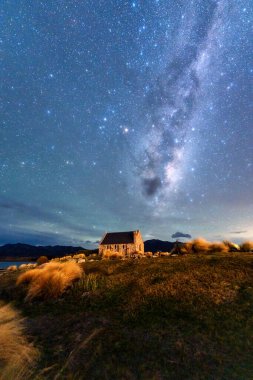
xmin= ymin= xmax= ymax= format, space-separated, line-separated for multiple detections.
xmin=83 ymin=240 xmax=99 ymax=249
xmin=142 ymin=177 xmax=162 ymax=197
xmin=230 ymin=231 xmax=247 ymax=234
xmin=0 ymin=196 xmax=103 ymax=244
xmin=172 ymin=232 xmax=192 ymax=239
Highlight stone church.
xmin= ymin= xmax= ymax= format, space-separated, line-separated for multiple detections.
xmin=99 ymin=230 xmax=144 ymax=256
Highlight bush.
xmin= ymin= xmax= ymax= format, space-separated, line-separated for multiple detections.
xmin=102 ymin=250 xmax=119 ymax=260
xmin=19 ymin=264 xmax=37 ymax=271
xmin=240 ymin=241 xmax=253 ymax=252
xmin=59 ymin=255 xmax=73 ymax=262
xmin=36 ymin=256 xmax=48 ymax=265
xmin=7 ymin=265 xmax=17 ymax=272
xmin=16 ymin=262 xmax=83 ymax=301
xmin=181 ymin=238 xmax=229 ymax=254
xmin=73 ymin=253 xmax=86 ymax=260
xmin=190 ymin=238 xmax=210 ymax=254
xmin=0 ymin=303 xmax=39 ymax=380
xmin=209 ymin=242 xmax=229 ymax=253
xmin=223 ymin=241 xmax=240 ymax=252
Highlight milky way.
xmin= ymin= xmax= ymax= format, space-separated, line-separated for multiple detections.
xmin=1 ymin=1 xmax=253 ymax=246
xmin=133 ymin=1 xmax=224 ymax=200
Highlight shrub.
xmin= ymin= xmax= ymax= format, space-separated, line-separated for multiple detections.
xmin=19 ymin=264 xmax=37 ymax=271
xmin=19 ymin=264 xmax=27 ymax=270
xmin=180 ymin=239 xmax=229 ymax=254
xmin=59 ymin=255 xmax=73 ymax=262
xmin=209 ymin=242 xmax=229 ymax=253
xmin=240 ymin=241 xmax=253 ymax=252
xmin=0 ymin=303 xmax=39 ymax=380
xmin=36 ymin=256 xmax=48 ymax=265
xmin=223 ymin=241 xmax=240 ymax=252
xmin=160 ymin=252 xmax=171 ymax=257
xmin=77 ymin=258 xmax=86 ymax=263
xmin=191 ymin=238 xmax=210 ymax=254
xmin=7 ymin=265 xmax=17 ymax=272
xmin=17 ymin=262 xmax=83 ymax=301
xmin=110 ymin=252 xmax=124 ymax=260
xmin=102 ymin=250 xmax=119 ymax=260
xmin=73 ymin=253 xmax=86 ymax=260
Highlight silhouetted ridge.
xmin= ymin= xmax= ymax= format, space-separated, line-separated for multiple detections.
xmin=0 ymin=243 xmax=85 ymax=259
xmin=144 ymin=239 xmax=177 ymax=253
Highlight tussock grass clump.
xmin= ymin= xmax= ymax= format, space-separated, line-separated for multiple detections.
xmin=73 ymin=253 xmax=86 ymax=260
xmin=209 ymin=241 xmax=229 ymax=253
xmin=240 ymin=241 xmax=253 ymax=252
xmin=17 ymin=262 xmax=83 ymax=300
xmin=183 ymin=238 xmax=253 ymax=255
xmin=103 ymin=251 xmax=124 ymax=260
xmin=223 ymin=240 xmax=240 ymax=251
xmin=72 ymin=273 xmax=106 ymax=295
xmin=36 ymin=256 xmax=48 ymax=265
xmin=183 ymin=238 xmax=229 ymax=254
xmin=0 ymin=303 xmax=39 ymax=380
xmin=7 ymin=265 xmax=17 ymax=271
xmin=19 ymin=263 xmax=37 ymax=270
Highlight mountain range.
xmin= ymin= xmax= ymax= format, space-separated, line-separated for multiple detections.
xmin=0 ymin=240 xmax=178 ymax=259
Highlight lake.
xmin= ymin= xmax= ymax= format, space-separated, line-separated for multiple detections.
xmin=0 ymin=261 xmax=34 ymax=270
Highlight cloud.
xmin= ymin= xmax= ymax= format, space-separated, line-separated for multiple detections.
xmin=171 ymin=232 xmax=192 ymax=239
xmin=84 ymin=240 xmax=99 ymax=245
xmin=0 ymin=196 xmax=103 ymax=245
xmin=230 ymin=231 xmax=247 ymax=234
xmin=142 ymin=177 xmax=162 ymax=197
xmin=82 ymin=240 xmax=99 ymax=249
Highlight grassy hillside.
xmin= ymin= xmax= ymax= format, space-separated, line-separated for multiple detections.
xmin=0 ymin=253 xmax=253 ymax=379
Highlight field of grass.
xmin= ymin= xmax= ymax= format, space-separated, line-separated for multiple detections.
xmin=0 ymin=253 xmax=253 ymax=379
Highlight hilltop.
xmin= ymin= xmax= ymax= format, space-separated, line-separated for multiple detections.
xmin=0 ymin=253 xmax=253 ymax=379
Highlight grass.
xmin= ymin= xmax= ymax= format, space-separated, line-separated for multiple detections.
xmin=0 ymin=303 xmax=39 ymax=380
xmin=16 ymin=261 xmax=83 ymax=300
xmin=0 ymin=253 xmax=253 ymax=379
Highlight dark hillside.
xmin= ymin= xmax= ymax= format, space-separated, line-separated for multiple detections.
xmin=144 ymin=239 xmax=176 ymax=252
xmin=0 ymin=243 xmax=85 ymax=259
xmin=1 ymin=253 xmax=253 ymax=379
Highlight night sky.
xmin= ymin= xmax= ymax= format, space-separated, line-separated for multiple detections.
xmin=1 ymin=1 xmax=253 ymax=247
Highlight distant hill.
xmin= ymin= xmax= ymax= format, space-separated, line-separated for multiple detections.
xmin=0 ymin=243 xmax=86 ymax=260
xmin=0 ymin=240 xmax=178 ymax=259
xmin=144 ymin=239 xmax=177 ymax=253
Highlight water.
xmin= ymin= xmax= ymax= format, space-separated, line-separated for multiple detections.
xmin=0 ymin=261 xmax=34 ymax=270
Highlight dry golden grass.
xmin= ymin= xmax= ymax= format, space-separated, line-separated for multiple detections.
xmin=0 ymin=303 xmax=39 ymax=380
xmin=7 ymin=265 xmax=17 ymax=271
xmin=183 ymin=238 xmax=229 ymax=254
xmin=103 ymin=251 xmax=124 ymax=260
xmin=17 ymin=261 xmax=83 ymax=300
xmin=240 ymin=241 xmax=253 ymax=252
xmin=209 ymin=241 xmax=229 ymax=253
xmin=1 ymin=255 xmax=253 ymax=379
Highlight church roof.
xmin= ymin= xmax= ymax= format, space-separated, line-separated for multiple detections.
xmin=100 ymin=231 xmax=136 ymax=245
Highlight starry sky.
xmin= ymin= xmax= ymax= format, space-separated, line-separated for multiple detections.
xmin=1 ymin=0 xmax=253 ymax=247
